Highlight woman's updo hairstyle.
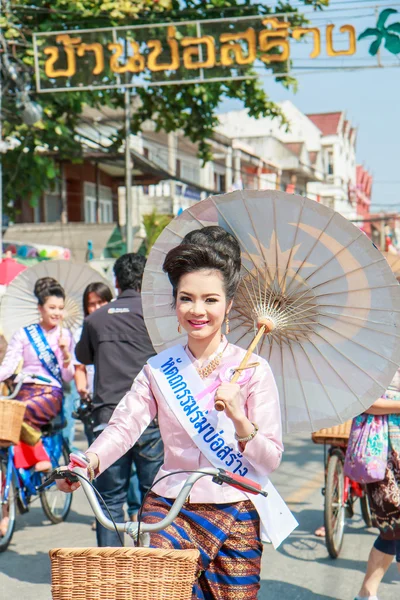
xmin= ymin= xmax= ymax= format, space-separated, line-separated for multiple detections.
xmin=34 ymin=277 xmax=59 ymax=298
xmin=34 ymin=277 xmax=66 ymax=306
xmin=162 ymin=226 xmax=241 ymax=304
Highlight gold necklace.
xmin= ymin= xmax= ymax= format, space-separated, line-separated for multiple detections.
xmin=196 ymin=342 xmax=228 ymax=379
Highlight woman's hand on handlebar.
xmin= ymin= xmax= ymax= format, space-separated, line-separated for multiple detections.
xmin=55 ymin=452 xmax=99 ymax=493
xmin=55 ymin=467 xmax=81 ymax=493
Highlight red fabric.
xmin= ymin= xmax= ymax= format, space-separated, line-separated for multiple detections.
xmin=13 ymin=440 xmax=50 ymax=469
xmin=0 ymin=258 xmax=27 ymax=285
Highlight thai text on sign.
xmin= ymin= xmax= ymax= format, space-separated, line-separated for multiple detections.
xmin=33 ymin=7 xmax=400 ymax=92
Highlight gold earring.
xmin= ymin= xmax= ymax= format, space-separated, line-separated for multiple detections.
xmin=225 ymin=315 xmax=230 ymax=335
xmin=178 ymin=323 xmax=182 ymax=334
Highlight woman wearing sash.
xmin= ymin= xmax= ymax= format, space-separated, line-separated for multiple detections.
xmin=0 ymin=278 xmax=75 ymax=472
xmin=59 ymin=227 xmax=292 ymax=599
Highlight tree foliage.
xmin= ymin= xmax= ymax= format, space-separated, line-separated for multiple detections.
xmin=0 ymin=0 xmax=329 ymax=214
xmin=141 ymin=209 xmax=174 ymax=256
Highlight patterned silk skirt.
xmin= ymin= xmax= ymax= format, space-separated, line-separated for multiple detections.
xmin=16 ymin=383 xmax=63 ymax=430
xmin=142 ymin=493 xmax=262 ymax=600
xmin=13 ymin=383 xmax=64 ymax=469
xmin=367 ymin=415 xmax=400 ymax=540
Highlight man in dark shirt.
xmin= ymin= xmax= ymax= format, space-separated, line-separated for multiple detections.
xmin=76 ymin=253 xmax=163 ymax=546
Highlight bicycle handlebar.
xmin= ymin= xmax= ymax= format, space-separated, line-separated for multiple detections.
xmin=39 ymin=464 xmax=267 ymax=543
xmin=0 ymin=372 xmax=52 ymax=400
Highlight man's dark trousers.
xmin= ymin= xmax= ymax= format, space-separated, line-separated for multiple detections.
xmin=94 ymin=420 xmax=164 ymax=547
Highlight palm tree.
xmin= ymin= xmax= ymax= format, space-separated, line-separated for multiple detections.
xmin=358 ymin=8 xmax=400 ymax=55
xmin=142 ymin=210 xmax=173 ymax=256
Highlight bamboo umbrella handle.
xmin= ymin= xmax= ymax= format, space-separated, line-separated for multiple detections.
xmin=214 ymin=321 xmax=271 ymax=412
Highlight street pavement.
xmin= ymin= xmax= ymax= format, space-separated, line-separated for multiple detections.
xmin=0 ymin=428 xmax=399 ymax=600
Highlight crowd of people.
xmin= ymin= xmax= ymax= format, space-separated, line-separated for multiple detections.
xmin=0 ymin=226 xmax=399 ymax=599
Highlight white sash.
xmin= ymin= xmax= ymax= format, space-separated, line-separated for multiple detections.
xmin=148 ymin=345 xmax=298 ymax=548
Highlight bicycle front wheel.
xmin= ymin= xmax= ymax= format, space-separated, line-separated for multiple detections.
xmin=324 ymin=453 xmax=346 ymax=559
xmin=40 ymin=441 xmax=72 ymax=524
xmin=0 ymin=457 xmax=16 ymax=552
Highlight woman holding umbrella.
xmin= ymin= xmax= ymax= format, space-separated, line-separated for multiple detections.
xmin=58 ymin=226 xmax=295 ymax=599
xmin=0 ymin=277 xmax=74 ymax=474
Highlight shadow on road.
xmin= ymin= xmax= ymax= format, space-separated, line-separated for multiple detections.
xmin=274 ymin=507 xmax=400 ymax=587
xmin=0 ymin=550 xmax=50 ymax=585
xmin=15 ymin=505 xmax=92 ymax=530
xmin=260 ymin=580 xmax=337 ymax=599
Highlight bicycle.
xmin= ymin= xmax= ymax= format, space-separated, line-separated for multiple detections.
xmin=40 ymin=455 xmax=267 ymax=600
xmin=0 ymin=374 xmax=73 ymax=552
xmin=312 ymin=422 xmax=372 ymax=559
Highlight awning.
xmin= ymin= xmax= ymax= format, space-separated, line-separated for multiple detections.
xmin=84 ymin=148 xmax=217 ymax=195
xmin=3 ymin=223 xmax=115 ymax=263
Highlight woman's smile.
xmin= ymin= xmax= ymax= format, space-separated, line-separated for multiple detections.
xmin=187 ymin=319 xmax=209 ymax=329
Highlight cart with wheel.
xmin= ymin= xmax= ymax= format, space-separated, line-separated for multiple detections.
xmin=312 ymin=421 xmax=372 ymax=559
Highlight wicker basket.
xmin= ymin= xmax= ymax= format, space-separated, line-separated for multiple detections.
xmin=0 ymin=399 xmax=26 ymax=447
xmin=311 ymin=420 xmax=352 ymax=446
xmin=50 ymin=547 xmax=200 ymax=600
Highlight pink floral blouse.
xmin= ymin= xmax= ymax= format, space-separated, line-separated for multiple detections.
xmin=89 ymin=337 xmax=283 ymax=504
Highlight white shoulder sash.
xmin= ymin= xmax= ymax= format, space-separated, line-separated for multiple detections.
xmin=148 ymin=345 xmax=298 ymax=548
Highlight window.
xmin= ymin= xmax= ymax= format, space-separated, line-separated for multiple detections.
xmin=176 ymin=159 xmax=181 ymax=178
xmin=143 ymin=147 xmax=149 ymax=159
xmin=44 ymin=184 xmax=62 ymax=222
xmin=84 ymin=182 xmax=113 ymax=224
xmin=326 ymin=150 xmax=334 ymax=176
xmin=214 ymin=172 xmax=226 ymax=192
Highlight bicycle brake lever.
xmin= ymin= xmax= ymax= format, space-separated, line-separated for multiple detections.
xmin=37 ymin=468 xmax=78 ymax=492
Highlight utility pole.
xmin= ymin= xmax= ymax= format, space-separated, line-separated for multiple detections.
xmin=380 ymin=214 xmax=386 ymax=251
xmin=125 ymin=89 xmax=133 ymax=253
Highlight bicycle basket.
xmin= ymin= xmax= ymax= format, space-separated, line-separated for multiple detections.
xmin=311 ymin=420 xmax=352 ymax=446
xmin=0 ymin=400 xmax=26 ymax=447
xmin=50 ymin=547 xmax=200 ymax=600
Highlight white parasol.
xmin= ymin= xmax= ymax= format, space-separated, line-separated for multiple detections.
xmin=0 ymin=260 xmax=113 ymax=340
xmin=383 ymin=251 xmax=400 ymax=280
xmin=142 ymin=190 xmax=400 ymax=433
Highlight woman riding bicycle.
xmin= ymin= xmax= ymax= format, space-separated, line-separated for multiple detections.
xmin=0 ymin=278 xmax=74 ymax=480
xmin=57 ymin=227 xmax=295 ymax=599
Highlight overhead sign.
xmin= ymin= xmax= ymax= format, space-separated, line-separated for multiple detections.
xmin=33 ymin=6 xmax=400 ymax=93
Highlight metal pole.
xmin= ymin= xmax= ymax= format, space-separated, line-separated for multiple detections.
xmin=380 ymin=215 xmax=386 ymax=251
xmin=125 ymin=89 xmax=133 ymax=253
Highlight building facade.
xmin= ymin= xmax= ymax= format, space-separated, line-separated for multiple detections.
xmin=306 ymin=111 xmax=357 ymax=219
xmin=6 ymin=100 xmax=364 ymax=258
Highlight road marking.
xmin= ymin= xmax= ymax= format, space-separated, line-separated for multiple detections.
xmin=284 ymin=471 xmax=324 ymax=506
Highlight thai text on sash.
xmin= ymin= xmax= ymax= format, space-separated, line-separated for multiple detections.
xmin=148 ymin=345 xmax=298 ymax=548
xmin=24 ymin=324 xmax=62 ymax=385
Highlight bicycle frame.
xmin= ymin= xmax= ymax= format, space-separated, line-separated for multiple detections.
xmin=0 ymin=431 xmax=69 ymax=509
xmin=343 ymin=477 xmax=364 ymax=504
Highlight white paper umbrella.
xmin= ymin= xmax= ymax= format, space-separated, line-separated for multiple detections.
xmin=0 ymin=260 xmax=113 ymax=340
xmin=142 ymin=190 xmax=400 ymax=433
xmin=383 ymin=251 xmax=400 ymax=280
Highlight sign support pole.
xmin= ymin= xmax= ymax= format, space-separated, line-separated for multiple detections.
xmin=125 ymin=88 xmax=133 ymax=253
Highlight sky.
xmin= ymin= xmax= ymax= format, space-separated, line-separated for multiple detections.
xmin=219 ymin=1 xmax=400 ymax=211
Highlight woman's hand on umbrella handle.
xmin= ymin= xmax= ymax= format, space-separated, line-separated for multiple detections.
xmin=214 ymin=382 xmax=242 ymax=420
